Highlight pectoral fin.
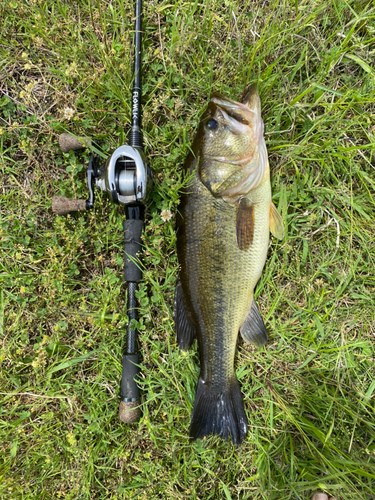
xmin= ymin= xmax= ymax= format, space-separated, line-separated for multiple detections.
xmin=240 ymin=300 xmax=268 ymax=347
xmin=236 ymin=198 xmax=254 ymax=251
xmin=269 ymin=202 xmax=284 ymax=240
xmin=174 ymin=279 xmax=196 ymax=351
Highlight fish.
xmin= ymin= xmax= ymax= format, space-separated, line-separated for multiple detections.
xmin=174 ymin=85 xmax=284 ymax=445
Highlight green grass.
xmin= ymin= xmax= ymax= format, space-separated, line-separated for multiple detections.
xmin=1 ymin=0 xmax=375 ymax=498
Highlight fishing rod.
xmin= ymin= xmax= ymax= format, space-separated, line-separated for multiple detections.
xmin=52 ymin=0 xmax=149 ymax=424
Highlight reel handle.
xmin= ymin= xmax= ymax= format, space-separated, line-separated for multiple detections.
xmin=53 ymin=134 xmax=99 ymax=215
xmin=51 ymin=196 xmax=88 ymax=215
xmin=59 ymin=133 xmax=91 ymax=153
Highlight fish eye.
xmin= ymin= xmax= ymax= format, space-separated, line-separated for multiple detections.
xmin=206 ymin=119 xmax=219 ymax=131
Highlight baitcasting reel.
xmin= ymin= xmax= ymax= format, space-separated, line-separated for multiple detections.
xmin=52 ymin=133 xmax=150 ymax=215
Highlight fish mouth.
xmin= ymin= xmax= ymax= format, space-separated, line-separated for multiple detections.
xmin=210 ymin=84 xmax=260 ymax=125
xmin=208 ymin=85 xmax=264 ymax=164
xmin=241 ymin=83 xmax=262 ymax=115
xmin=210 ymin=96 xmax=255 ymax=130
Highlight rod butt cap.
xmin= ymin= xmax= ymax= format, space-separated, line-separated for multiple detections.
xmin=119 ymin=399 xmax=141 ymax=423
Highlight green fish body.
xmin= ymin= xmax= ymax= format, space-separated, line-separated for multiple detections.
xmin=175 ymin=86 xmax=284 ymax=445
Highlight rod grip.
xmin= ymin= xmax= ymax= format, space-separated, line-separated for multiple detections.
xmin=124 ymin=219 xmax=144 ymax=282
xmin=119 ymin=354 xmax=141 ymax=423
xmin=59 ymin=133 xmax=92 ymax=153
xmin=52 ymin=196 xmax=87 ymax=215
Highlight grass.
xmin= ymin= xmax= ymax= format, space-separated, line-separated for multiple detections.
xmin=1 ymin=0 xmax=375 ymax=498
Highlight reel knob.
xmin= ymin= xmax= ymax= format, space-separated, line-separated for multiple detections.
xmin=59 ymin=133 xmax=91 ymax=153
xmin=51 ymin=196 xmax=88 ymax=215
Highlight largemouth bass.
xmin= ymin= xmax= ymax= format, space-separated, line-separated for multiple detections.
xmin=174 ymin=85 xmax=284 ymax=445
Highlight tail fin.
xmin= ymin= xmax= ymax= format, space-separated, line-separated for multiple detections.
xmin=189 ymin=377 xmax=248 ymax=445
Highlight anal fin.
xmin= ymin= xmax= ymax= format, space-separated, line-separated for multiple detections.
xmin=174 ymin=279 xmax=196 ymax=351
xmin=240 ymin=300 xmax=268 ymax=347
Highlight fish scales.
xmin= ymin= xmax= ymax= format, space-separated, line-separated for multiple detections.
xmin=178 ymin=178 xmax=271 ymax=382
xmin=175 ymin=86 xmax=284 ymax=445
